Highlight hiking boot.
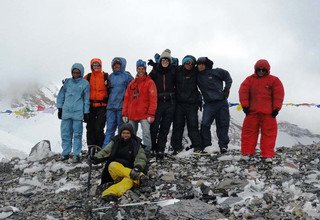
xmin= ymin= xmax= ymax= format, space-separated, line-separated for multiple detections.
xmin=101 ymin=194 xmax=118 ymax=203
xmin=220 ymin=147 xmax=228 ymax=154
xmin=73 ymin=156 xmax=81 ymax=163
xmin=241 ymin=155 xmax=251 ymax=161
xmin=60 ymin=155 xmax=70 ymax=161
xmin=156 ymin=151 xmax=164 ymax=160
xmin=264 ymin=158 xmax=273 ymax=163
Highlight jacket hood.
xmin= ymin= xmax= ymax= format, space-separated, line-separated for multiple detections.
xmin=90 ymin=58 xmax=102 ymax=71
xmin=71 ymin=63 xmax=85 ymax=77
xmin=112 ymin=57 xmax=127 ymax=72
xmin=254 ymin=59 xmax=270 ymax=74
xmin=197 ymin=57 xmax=214 ymax=69
xmin=119 ymin=123 xmax=134 ymax=135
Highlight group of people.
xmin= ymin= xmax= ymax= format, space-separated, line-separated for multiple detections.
xmin=56 ymin=49 xmax=284 ymax=201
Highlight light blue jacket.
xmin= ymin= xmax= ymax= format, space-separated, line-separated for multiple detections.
xmin=107 ymin=57 xmax=133 ymax=110
xmin=56 ymin=63 xmax=90 ymax=120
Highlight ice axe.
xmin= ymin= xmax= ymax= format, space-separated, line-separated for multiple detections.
xmin=87 ymin=145 xmax=101 ymax=195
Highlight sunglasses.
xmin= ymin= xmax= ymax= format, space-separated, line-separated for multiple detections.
xmin=161 ymin=58 xmax=170 ymax=62
xmin=185 ymin=61 xmax=194 ymax=65
xmin=255 ymin=68 xmax=268 ymax=74
xmin=92 ymin=63 xmax=101 ymax=67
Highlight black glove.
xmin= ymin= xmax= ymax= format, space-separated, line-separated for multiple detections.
xmin=272 ymin=109 xmax=279 ymax=118
xmin=223 ymin=89 xmax=230 ymax=99
xmin=83 ymin=113 xmax=90 ymax=123
xmin=130 ymin=167 xmax=141 ymax=180
xmin=243 ymin=107 xmax=250 ymax=116
xmin=147 ymin=59 xmax=156 ymax=67
xmin=87 ymin=156 xmax=105 ymax=165
xmin=58 ymin=108 xmax=62 ymax=119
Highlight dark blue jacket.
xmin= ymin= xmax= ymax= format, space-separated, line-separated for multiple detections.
xmin=197 ymin=61 xmax=232 ymax=103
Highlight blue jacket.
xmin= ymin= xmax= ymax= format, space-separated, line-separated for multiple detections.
xmin=197 ymin=60 xmax=232 ymax=103
xmin=56 ymin=63 xmax=90 ymax=120
xmin=107 ymin=57 xmax=133 ymax=110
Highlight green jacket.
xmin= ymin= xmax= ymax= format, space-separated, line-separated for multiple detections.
xmin=95 ymin=135 xmax=147 ymax=170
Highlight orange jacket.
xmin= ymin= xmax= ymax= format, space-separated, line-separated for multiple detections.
xmin=122 ymin=75 xmax=157 ymax=120
xmin=84 ymin=58 xmax=108 ymax=107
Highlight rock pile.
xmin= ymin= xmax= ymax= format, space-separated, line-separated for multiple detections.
xmin=1 ymin=141 xmax=320 ymax=219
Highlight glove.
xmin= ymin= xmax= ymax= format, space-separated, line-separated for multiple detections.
xmin=83 ymin=113 xmax=90 ymax=123
xmin=242 ymin=107 xmax=250 ymax=116
xmin=58 ymin=108 xmax=62 ymax=119
xmin=147 ymin=116 xmax=155 ymax=124
xmin=122 ymin=116 xmax=129 ymax=123
xmin=223 ymin=89 xmax=230 ymax=99
xmin=272 ymin=109 xmax=279 ymax=118
xmin=147 ymin=59 xmax=156 ymax=67
xmin=130 ymin=167 xmax=141 ymax=180
xmin=87 ymin=156 xmax=104 ymax=165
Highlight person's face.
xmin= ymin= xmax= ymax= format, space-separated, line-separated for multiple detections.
xmin=184 ymin=60 xmax=194 ymax=70
xmin=197 ymin=64 xmax=206 ymax=72
xmin=121 ymin=130 xmax=131 ymax=140
xmin=161 ymin=58 xmax=170 ymax=68
xmin=137 ymin=67 xmax=146 ymax=77
xmin=92 ymin=62 xmax=101 ymax=71
xmin=113 ymin=63 xmax=121 ymax=72
xmin=255 ymin=68 xmax=268 ymax=77
xmin=72 ymin=69 xmax=81 ymax=79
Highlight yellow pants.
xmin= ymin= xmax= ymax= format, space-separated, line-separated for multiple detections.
xmin=102 ymin=161 xmax=141 ymax=197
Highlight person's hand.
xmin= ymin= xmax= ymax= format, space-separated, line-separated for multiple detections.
xmin=223 ymin=89 xmax=230 ymax=99
xmin=242 ymin=107 xmax=250 ymax=116
xmin=83 ymin=113 xmax=90 ymax=123
xmin=272 ymin=109 xmax=279 ymax=118
xmin=122 ymin=116 xmax=129 ymax=123
xmin=58 ymin=108 xmax=62 ymax=119
xmin=147 ymin=116 xmax=155 ymax=124
xmin=147 ymin=59 xmax=156 ymax=67
xmin=87 ymin=155 xmax=106 ymax=165
xmin=130 ymin=167 xmax=141 ymax=180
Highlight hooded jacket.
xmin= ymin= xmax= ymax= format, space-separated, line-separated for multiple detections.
xmin=239 ymin=59 xmax=285 ymax=114
xmin=56 ymin=63 xmax=90 ymax=120
xmin=107 ymin=57 xmax=133 ymax=110
xmin=95 ymin=123 xmax=147 ymax=169
xmin=175 ymin=56 xmax=200 ymax=104
xmin=84 ymin=58 xmax=108 ymax=107
xmin=197 ymin=57 xmax=233 ymax=103
xmin=122 ymin=75 xmax=158 ymax=120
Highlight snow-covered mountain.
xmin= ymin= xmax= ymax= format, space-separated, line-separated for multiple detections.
xmin=0 ymin=83 xmax=319 ymax=159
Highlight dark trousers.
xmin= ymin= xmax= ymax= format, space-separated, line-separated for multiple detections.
xmin=86 ymin=106 xmax=106 ymax=148
xmin=171 ymin=103 xmax=201 ymax=150
xmin=150 ymin=101 xmax=175 ymax=152
xmin=201 ymin=100 xmax=230 ymax=149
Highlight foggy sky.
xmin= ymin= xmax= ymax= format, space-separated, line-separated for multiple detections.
xmin=1 ymin=0 xmax=319 ymax=133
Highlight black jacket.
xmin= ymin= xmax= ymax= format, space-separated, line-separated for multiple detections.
xmin=175 ymin=65 xmax=200 ymax=104
xmin=149 ymin=65 xmax=176 ymax=102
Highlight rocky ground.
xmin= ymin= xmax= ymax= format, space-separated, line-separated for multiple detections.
xmin=1 ymin=141 xmax=320 ymax=220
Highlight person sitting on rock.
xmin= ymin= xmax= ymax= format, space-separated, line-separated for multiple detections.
xmin=89 ymin=123 xmax=147 ymax=202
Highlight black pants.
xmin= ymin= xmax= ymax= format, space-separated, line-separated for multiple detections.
xmin=86 ymin=106 xmax=106 ymax=148
xmin=171 ymin=103 xmax=202 ymax=150
xmin=150 ymin=101 xmax=175 ymax=152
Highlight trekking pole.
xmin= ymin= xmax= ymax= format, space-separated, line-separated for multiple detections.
xmin=87 ymin=145 xmax=100 ymax=194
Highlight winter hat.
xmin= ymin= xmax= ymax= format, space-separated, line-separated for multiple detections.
xmin=182 ymin=55 xmax=196 ymax=65
xmin=136 ymin=59 xmax=147 ymax=69
xmin=119 ymin=123 xmax=134 ymax=135
xmin=71 ymin=63 xmax=84 ymax=77
xmin=159 ymin=49 xmax=172 ymax=63
xmin=254 ymin=59 xmax=270 ymax=73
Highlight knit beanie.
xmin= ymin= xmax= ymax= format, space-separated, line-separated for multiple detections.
xmin=136 ymin=59 xmax=146 ymax=69
xmin=182 ymin=55 xmax=196 ymax=65
xmin=159 ymin=49 xmax=172 ymax=63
